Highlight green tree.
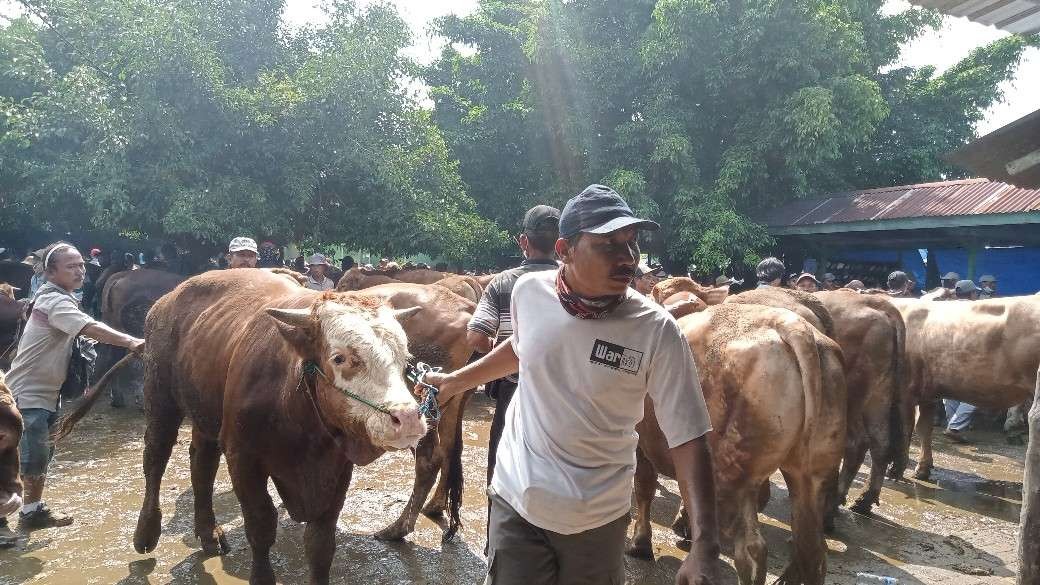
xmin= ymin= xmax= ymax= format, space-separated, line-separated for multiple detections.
xmin=426 ymin=0 xmax=1033 ymax=273
xmin=0 ymin=0 xmax=504 ymax=262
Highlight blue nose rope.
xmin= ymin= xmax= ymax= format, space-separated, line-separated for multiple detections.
xmin=299 ymin=360 xmax=442 ymax=422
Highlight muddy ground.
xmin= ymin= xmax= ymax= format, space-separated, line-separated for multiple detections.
xmin=0 ymin=394 xmax=1023 ymax=584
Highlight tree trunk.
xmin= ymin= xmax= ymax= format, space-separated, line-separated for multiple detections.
xmin=1019 ymin=365 xmax=1040 ymax=585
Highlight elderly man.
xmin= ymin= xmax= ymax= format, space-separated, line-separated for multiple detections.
xmin=305 ymin=253 xmax=335 ymax=291
xmin=755 ymin=257 xmax=785 ymax=288
xmin=936 ymin=279 xmax=981 ymax=443
xmin=467 ymin=205 xmax=560 ymax=497
xmin=226 ymin=237 xmax=258 ymax=269
xmin=424 ymin=184 xmax=719 ymax=585
xmin=2 ymin=242 xmax=144 ymax=537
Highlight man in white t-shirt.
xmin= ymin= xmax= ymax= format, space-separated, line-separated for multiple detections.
xmin=424 ymin=184 xmax=719 ymax=585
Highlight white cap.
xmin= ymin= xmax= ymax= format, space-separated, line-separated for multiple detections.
xmin=307 ymin=253 xmax=329 ymax=266
xmin=229 ymin=237 xmax=258 ymax=253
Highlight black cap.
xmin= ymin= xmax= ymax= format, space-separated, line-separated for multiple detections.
xmin=558 ymin=185 xmax=659 ymax=239
xmin=522 ymin=205 xmax=561 ymax=232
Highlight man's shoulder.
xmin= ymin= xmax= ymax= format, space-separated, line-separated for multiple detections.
xmin=514 ymin=268 xmax=555 ymax=289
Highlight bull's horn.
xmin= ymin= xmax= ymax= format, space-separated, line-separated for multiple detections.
xmin=392 ymin=306 xmax=422 ymax=321
xmin=266 ymin=307 xmax=313 ymax=328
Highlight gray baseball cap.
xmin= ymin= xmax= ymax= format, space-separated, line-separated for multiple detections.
xmin=942 ymin=272 xmax=961 ymax=281
xmin=229 ymin=237 xmax=258 ymax=253
xmin=954 ymin=280 xmax=978 ymax=294
xmin=978 ymin=274 xmax=997 ymax=283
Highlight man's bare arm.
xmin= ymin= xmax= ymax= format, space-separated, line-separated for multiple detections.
xmin=671 ymin=436 xmax=720 ymax=585
xmin=421 ymin=336 xmax=519 ymax=401
xmin=81 ymin=322 xmax=144 ymax=352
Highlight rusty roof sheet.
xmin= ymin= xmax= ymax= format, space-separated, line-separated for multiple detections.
xmin=911 ymin=0 xmax=1040 ymax=34
xmin=764 ymin=178 xmax=1040 ymax=227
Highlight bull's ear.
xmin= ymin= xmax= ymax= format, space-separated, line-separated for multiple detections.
xmin=266 ymin=308 xmax=313 ymax=328
xmin=391 ymin=306 xmax=422 ymax=322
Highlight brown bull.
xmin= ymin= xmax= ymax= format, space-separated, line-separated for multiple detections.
xmin=0 ymin=371 xmax=23 ymax=519
xmin=393 ymin=268 xmax=448 ymax=285
xmin=336 ymin=267 xmax=401 ymax=291
xmin=815 ymin=291 xmax=907 ymax=514
xmin=433 ymin=275 xmax=483 ymax=303
xmin=130 ymin=270 xmax=432 ymax=584
xmin=889 ymin=296 xmax=1040 ymax=480
xmin=356 ymin=282 xmax=477 ymax=539
xmin=727 ymin=288 xmax=907 ymax=519
xmin=631 ymin=304 xmax=846 ymax=585
xmin=652 ymin=276 xmax=730 ymax=306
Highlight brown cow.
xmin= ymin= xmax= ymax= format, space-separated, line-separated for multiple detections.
xmin=336 ymin=267 xmax=401 ymax=291
xmin=727 ymin=288 xmax=907 ymax=519
xmin=631 ymin=304 xmax=845 ymax=585
xmin=433 ymin=274 xmax=483 ymax=303
xmin=96 ymin=269 xmax=185 ymax=408
xmin=652 ymin=276 xmax=730 ymax=306
xmin=0 ymin=370 xmax=23 ymax=520
xmin=815 ymin=291 xmax=907 ymax=514
xmin=356 ymin=282 xmax=477 ymax=540
xmin=127 ymin=270 xmax=431 ymax=584
xmin=393 ymin=268 xmax=448 ymax=285
xmin=889 ymin=296 xmax=1040 ymax=480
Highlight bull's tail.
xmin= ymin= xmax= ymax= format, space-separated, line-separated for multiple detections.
xmin=51 ymin=353 xmax=139 ymax=442
xmin=442 ymin=400 xmax=465 ymax=543
xmin=886 ymin=305 xmax=912 ymax=478
xmin=776 ymin=318 xmax=826 ymax=457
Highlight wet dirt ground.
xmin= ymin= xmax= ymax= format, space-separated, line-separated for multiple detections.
xmin=0 ymin=394 xmax=1023 ymax=584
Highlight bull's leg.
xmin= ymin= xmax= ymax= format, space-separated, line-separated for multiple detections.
xmin=373 ymin=425 xmax=440 ymax=540
xmin=850 ymin=410 xmax=892 ymax=515
xmin=776 ymin=470 xmax=828 ymax=585
xmin=732 ymin=486 xmax=768 ymax=585
xmin=133 ymin=384 xmax=183 ymax=554
xmin=625 ymin=448 xmax=657 ymax=560
xmin=189 ymin=429 xmax=228 ymax=556
xmin=422 ymin=391 xmax=470 ymax=518
xmin=305 ymin=466 xmax=352 ymax=585
xmin=913 ymin=400 xmax=937 ymax=481
xmin=228 ymin=456 xmax=277 ymax=585
xmin=832 ymin=418 xmax=867 ymax=526
xmin=671 ymin=507 xmax=690 ymax=540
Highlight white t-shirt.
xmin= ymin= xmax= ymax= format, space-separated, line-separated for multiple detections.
xmin=491 ymin=270 xmax=712 ymax=534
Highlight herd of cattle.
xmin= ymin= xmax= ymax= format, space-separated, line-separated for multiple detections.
xmin=0 ymin=260 xmax=1038 ymax=585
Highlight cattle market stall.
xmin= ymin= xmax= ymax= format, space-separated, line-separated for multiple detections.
xmin=759 ymin=179 xmax=1040 ymax=294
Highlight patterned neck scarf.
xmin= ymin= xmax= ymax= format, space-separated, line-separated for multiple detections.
xmin=556 ymin=267 xmax=623 ymax=319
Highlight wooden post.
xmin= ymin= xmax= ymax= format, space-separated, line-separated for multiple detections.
xmin=967 ymin=246 xmax=979 ymax=280
xmin=1020 ymin=365 xmax=1040 ymax=585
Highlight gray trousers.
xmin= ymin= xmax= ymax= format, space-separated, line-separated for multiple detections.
xmin=485 ymin=493 xmax=628 ymax=585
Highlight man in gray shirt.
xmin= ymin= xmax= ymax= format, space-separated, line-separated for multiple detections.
xmin=467 ymin=204 xmax=560 ymax=487
xmin=2 ymin=242 xmax=143 ymax=539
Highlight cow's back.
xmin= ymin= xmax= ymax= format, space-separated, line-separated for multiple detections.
xmin=145 ymin=270 xmax=314 ymax=437
xmin=892 ymin=296 xmax=1040 ymax=408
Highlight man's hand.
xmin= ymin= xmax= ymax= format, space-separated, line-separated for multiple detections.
xmin=675 ymin=543 xmax=720 ymax=585
xmin=414 ymin=371 xmax=465 ymax=402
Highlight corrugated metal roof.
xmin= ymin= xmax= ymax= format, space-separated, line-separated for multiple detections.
xmin=911 ymin=0 xmax=1040 ymax=34
xmin=764 ymin=178 xmax=1040 ymax=227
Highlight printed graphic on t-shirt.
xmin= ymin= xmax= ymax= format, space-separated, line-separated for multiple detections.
xmin=589 ymin=339 xmax=643 ymax=374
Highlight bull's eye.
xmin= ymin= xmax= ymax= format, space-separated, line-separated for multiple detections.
xmin=332 ymin=355 xmax=346 ymax=365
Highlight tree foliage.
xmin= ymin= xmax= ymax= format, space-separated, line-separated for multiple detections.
xmin=426 ymin=0 xmax=1034 ymax=272
xmin=0 ymin=0 xmax=503 ymax=261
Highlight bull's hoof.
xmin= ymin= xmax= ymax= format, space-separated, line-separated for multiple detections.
xmin=886 ymin=467 xmax=905 ymax=481
xmin=913 ymin=468 xmax=932 ymax=481
xmin=133 ymin=510 xmax=162 ymax=554
xmin=200 ymin=526 xmax=229 ymax=556
xmin=373 ymin=523 xmax=410 ymax=541
xmin=850 ymin=496 xmax=876 ymax=516
xmin=625 ymin=542 xmax=654 ymax=560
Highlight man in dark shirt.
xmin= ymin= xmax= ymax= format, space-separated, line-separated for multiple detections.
xmin=467 ymin=204 xmax=560 ymax=487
